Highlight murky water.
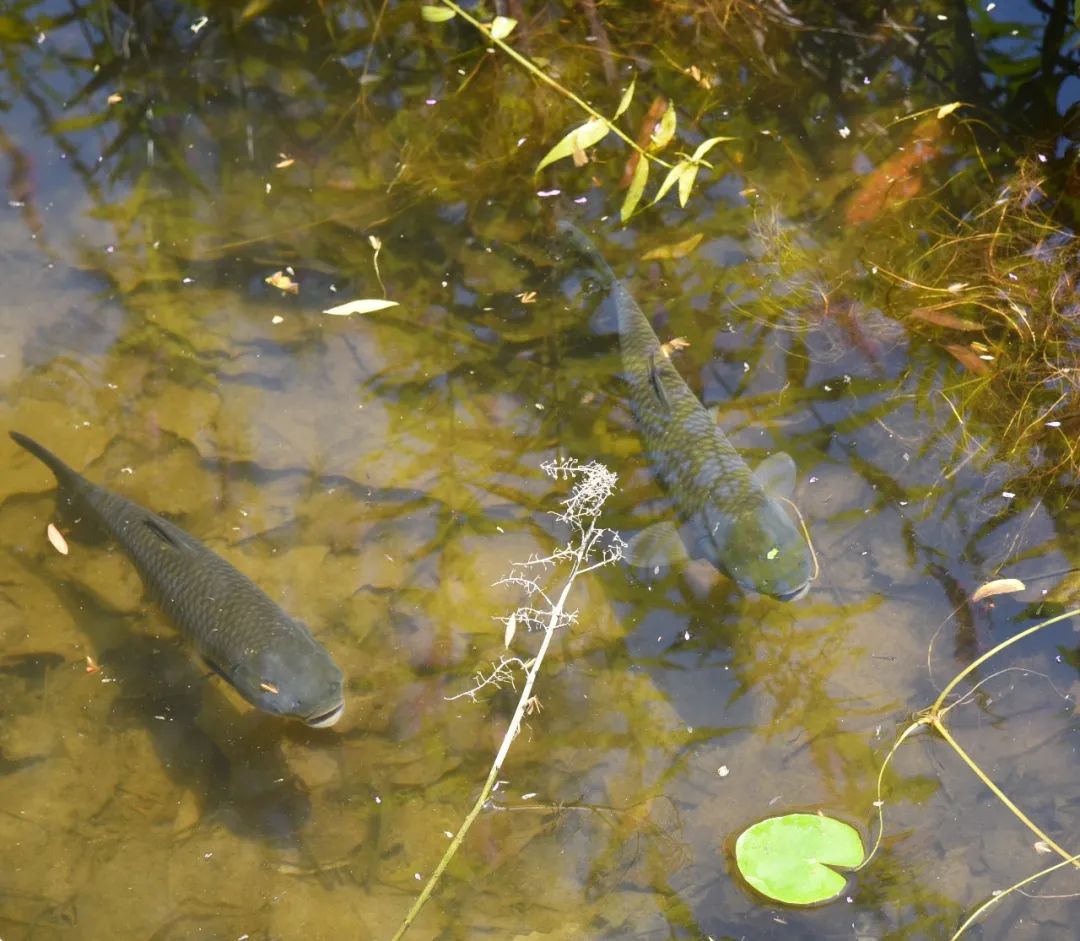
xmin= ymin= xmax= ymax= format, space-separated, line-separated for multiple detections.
xmin=2 ymin=2 xmax=1080 ymax=939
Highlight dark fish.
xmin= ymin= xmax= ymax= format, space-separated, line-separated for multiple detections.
xmin=558 ymin=222 xmax=812 ymax=601
xmin=10 ymin=432 xmax=345 ymax=726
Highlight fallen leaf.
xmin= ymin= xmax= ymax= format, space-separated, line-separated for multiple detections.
xmin=1034 ymin=841 xmax=1053 ymax=855
xmin=275 ymin=154 xmax=295 ymax=168
xmin=504 ymin=611 xmax=517 ymax=648
xmin=322 ymin=298 xmax=399 ymax=316
xmin=107 ymin=93 xmax=123 ymax=105
xmin=517 ymin=291 xmax=537 ymax=304
xmin=660 ymin=337 xmax=690 ymax=358
xmin=944 ymin=343 xmax=992 ymax=375
xmin=642 ymin=232 xmax=704 ymax=260
xmin=908 ymin=307 xmax=983 ymax=330
xmin=47 ymin=523 xmax=68 ymax=556
xmin=971 ymin=578 xmax=1026 ymax=602
xmin=265 ymin=270 xmax=299 ymax=294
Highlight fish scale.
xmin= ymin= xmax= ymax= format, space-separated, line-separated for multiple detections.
xmin=10 ymin=431 xmax=346 ymax=726
xmin=558 ymin=222 xmax=811 ymax=600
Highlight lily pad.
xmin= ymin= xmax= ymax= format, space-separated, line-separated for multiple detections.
xmin=734 ymin=813 xmax=864 ymax=905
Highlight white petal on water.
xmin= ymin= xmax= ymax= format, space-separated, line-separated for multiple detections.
xmin=322 ymin=298 xmax=399 ymax=316
xmin=46 ymin=523 xmax=68 ymax=555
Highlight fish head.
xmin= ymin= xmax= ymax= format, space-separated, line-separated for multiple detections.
xmin=700 ymin=496 xmax=811 ymax=601
xmin=232 ymin=630 xmax=346 ymax=728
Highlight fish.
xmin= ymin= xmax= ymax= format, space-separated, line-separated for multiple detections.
xmin=9 ymin=431 xmax=345 ymax=727
xmin=557 ymin=222 xmax=812 ymax=601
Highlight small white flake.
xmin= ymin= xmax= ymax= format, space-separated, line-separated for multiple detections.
xmin=271 ymin=315 xmax=284 ymax=324
xmin=838 ymin=126 xmax=851 ymax=139
xmin=414 ymin=873 xmax=422 ymax=881
xmin=521 ymin=792 xmax=537 ymax=800
xmin=1002 ymin=491 xmax=1015 ymax=499
xmin=1047 ymin=420 xmax=1062 ymax=427
xmin=190 ymin=16 xmax=208 ymax=33
xmin=46 ymin=523 xmax=68 ymax=555
xmin=534 ymin=402 xmax=544 ymax=410
xmin=374 ymin=795 xmax=381 ymax=804
xmin=536 ymin=189 xmax=561 ymax=197
xmin=718 ymin=765 xmax=730 ymax=777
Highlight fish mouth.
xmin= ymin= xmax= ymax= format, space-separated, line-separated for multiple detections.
xmin=305 ymin=702 xmax=345 ymax=728
xmin=774 ymin=582 xmax=810 ymax=602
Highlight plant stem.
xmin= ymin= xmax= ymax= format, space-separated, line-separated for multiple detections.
xmin=387 ymin=525 xmax=593 ymax=941
xmin=437 ymin=0 xmax=672 ymax=170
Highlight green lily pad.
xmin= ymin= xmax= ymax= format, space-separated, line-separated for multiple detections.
xmin=734 ymin=813 xmax=864 ymax=905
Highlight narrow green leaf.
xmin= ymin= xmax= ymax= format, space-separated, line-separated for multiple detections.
xmin=535 ymin=117 xmax=610 ymax=173
xmin=620 ymin=157 xmax=649 ymax=222
xmin=936 ymin=101 xmax=962 ymax=118
xmin=614 ymin=77 xmax=636 ymax=120
xmin=650 ymin=102 xmax=677 ymax=151
xmin=653 ymin=161 xmax=689 ymax=204
xmin=421 ymin=5 xmax=455 ymax=22
xmin=678 ymin=163 xmax=701 ymax=207
xmin=690 ymin=135 xmax=734 ymax=162
xmin=490 ymin=15 xmax=517 ymax=39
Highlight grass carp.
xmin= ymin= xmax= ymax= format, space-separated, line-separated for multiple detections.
xmin=558 ymin=222 xmax=812 ymax=601
xmin=10 ymin=431 xmax=345 ymax=726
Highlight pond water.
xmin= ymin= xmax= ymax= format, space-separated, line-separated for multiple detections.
xmin=2 ymin=2 xmax=1080 ymax=939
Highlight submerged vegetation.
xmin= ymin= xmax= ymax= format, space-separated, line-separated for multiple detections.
xmin=0 ymin=0 xmax=1079 ymax=939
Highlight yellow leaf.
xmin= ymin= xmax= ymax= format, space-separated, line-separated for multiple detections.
xmin=970 ymin=578 xmax=1026 ymax=602
xmin=678 ymin=163 xmax=700 ymax=207
xmin=936 ymin=101 xmax=963 ymax=119
xmin=641 ymin=232 xmax=704 ymax=260
xmin=536 ymin=117 xmax=611 ymax=173
xmin=421 ymin=5 xmax=455 ymax=22
xmin=614 ymin=77 xmax=636 ymax=120
xmin=490 ymin=15 xmax=516 ymax=40
xmin=504 ymin=611 xmax=517 ymax=648
xmin=653 ymin=161 xmax=689 ymax=204
xmin=650 ymin=102 xmax=677 ymax=151
xmin=265 ymin=270 xmax=299 ymax=294
xmin=620 ymin=154 xmax=649 ymax=222
xmin=691 ymin=135 xmax=734 ymax=162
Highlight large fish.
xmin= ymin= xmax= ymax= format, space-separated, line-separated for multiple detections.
xmin=558 ymin=222 xmax=812 ymax=601
xmin=10 ymin=432 xmax=345 ymax=726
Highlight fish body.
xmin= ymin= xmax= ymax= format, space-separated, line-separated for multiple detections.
xmin=558 ymin=222 xmax=811 ymax=601
xmin=10 ymin=432 xmax=345 ymax=726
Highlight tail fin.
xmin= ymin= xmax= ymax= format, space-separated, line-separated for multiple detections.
xmin=10 ymin=432 xmax=80 ymax=487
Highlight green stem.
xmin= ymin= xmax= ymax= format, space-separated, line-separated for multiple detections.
xmin=932 ymin=608 xmax=1080 ymax=714
xmin=437 ymin=0 xmax=672 ymax=170
xmin=933 ymin=718 xmax=1080 ymax=870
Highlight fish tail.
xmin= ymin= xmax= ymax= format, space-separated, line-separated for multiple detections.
xmin=10 ymin=431 xmax=81 ymax=488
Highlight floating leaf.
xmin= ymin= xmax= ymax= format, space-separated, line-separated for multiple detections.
xmin=489 ymin=15 xmax=516 ymax=40
xmin=536 ymin=117 xmax=610 ymax=173
xmin=47 ymin=523 xmax=69 ymax=556
xmin=734 ymin=813 xmax=864 ymax=905
xmin=620 ymin=155 xmax=649 ymax=222
xmin=937 ymin=101 xmax=963 ymax=119
xmin=421 ymin=4 xmax=455 ymax=22
xmin=641 ymin=232 xmax=704 ymax=260
xmin=265 ymin=270 xmax=299 ymax=294
xmin=650 ymin=102 xmax=677 ymax=151
xmin=323 ymin=298 xmax=399 ymax=316
xmin=908 ymin=307 xmax=983 ymax=331
xmin=614 ymin=77 xmax=636 ymax=120
xmin=690 ymin=135 xmax=733 ymax=162
xmin=504 ymin=611 xmax=517 ymax=648
xmin=971 ymin=578 xmax=1026 ymax=602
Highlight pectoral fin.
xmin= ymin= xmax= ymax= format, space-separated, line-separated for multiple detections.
xmin=647 ymin=353 xmax=670 ymax=411
xmin=753 ymin=452 xmax=797 ymax=498
xmin=624 ymin=521 xmax=691 ymax=571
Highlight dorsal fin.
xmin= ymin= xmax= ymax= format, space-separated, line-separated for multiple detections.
xmin=142 ymin=516 xmax=186 ymax=549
